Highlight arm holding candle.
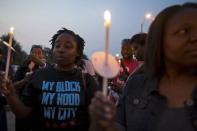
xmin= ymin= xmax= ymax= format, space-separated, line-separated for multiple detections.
xmin=0 ymin=72 xmax=32 ymax=118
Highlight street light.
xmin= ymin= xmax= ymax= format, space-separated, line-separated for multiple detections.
xmin=141 ymin=13 xmax=154 ymax=32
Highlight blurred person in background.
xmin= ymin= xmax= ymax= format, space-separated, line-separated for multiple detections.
xmin=129 ymin=32 xmax=147 ymax=76
xmin=13 ymin=45 xmax=47 ymax=131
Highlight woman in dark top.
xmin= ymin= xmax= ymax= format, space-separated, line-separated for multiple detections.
xmin=89 ymin=3 xmax=197 ymax=131
xmin=0 ymin=28 xmax=98 ymax=131
xmin=128 ymin=33 xmax=147 ymax=76
xmin=13 ymin=45 xmax=47 ymax=131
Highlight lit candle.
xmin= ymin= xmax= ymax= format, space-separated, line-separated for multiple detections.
xmin=5 ymin=27 xmax=14 ymax=79
xmin=104 ymin=10 xmax=111 ymax=65
xmin=102 ymin=10 xmax=111 ymax=95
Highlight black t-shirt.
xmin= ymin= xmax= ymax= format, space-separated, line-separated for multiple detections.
xmin=22 ymin=65 xmax=98 ymax=131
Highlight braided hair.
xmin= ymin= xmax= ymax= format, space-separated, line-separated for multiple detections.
xmin=50 ymin=27 xmax=85 ymax=64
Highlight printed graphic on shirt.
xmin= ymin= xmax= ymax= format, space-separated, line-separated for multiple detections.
xmin=41 ymin=80 xmax=81 ymax=121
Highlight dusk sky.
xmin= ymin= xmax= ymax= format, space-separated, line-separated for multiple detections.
xmin=0 ymin=0 xmax=196 ymax=57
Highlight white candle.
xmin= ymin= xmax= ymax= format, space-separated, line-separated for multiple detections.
xmin=104 ymin=10 xmax=111 ymax=65
xmin=5 ymin=27 xmax=14 ymax=79
xmin=102 ymin=10 xmax=111 ymax=96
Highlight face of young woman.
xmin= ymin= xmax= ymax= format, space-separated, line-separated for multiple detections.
xmin=131 ymin=42 xmax=145 ymax=61
xmin=121 ymin=43 xmax=133 ymax=60
xmin=31 ymin=48 xmax=44 ymax=60
xmin=53 ymin=33 xmax=79 ymax=68
xmin=163 ymin=8 xmax=197 ymax=68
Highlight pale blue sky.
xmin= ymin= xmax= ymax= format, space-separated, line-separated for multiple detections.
xmin=0 ymin=0 xmax=196 ymax=57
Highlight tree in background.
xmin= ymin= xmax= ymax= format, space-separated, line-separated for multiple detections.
xmin=0 ymin=33 xmax=54 ymax=65
xmin=43 ymin=47 xmax=53 ymax=64
xmin=0 ymin=34 xmax=28 ymax=65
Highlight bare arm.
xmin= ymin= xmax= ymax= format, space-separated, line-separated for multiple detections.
xmin=13 ymin=79 xmax=27 ymax=91
xmin=13 ymin=72 xmax=32 ymax=93
xmin=0 ymin=72 xmax=32 ymax=118
xmin=5 ymin=92 xmax=32 ymax=118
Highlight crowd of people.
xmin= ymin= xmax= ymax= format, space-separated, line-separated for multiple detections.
xmin=0 ymin=2 xmax=197 ymax=131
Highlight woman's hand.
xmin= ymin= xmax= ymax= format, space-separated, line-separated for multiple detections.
xmin=89 ymin=91 xmax=116 ymax=130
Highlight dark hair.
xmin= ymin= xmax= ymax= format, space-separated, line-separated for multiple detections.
xmin=121 ymin=39 xmax=130 ymax=46
xmin=50 ymin=27 xmax=85 ymax=64
xmin=144 ymin=2 xmax=197 ymax=79
xmin=130 ymin=33 xmax=147 ymax=46
xmin=30 ymin=45 xmax=43 ymax=53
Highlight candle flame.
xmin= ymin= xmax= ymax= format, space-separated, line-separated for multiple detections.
xmin=118 ymin=59 xmax=121 ymax=64
xmin=10 ymin=27 xmax=14 ymax=34
xmin=145 ymin=13 xmax=152 ymax=19
xmin=115 ymin=53 xmax=120 ymax=58
xmin=104 ymin=10 xmax=111 ymax=27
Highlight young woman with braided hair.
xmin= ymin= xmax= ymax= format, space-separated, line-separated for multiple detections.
xmin=0 ymin=28 xmax=99 ymax=131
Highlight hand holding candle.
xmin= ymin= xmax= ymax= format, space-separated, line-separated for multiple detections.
xmin=5 ymin=27 xmax=14 ymax=79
